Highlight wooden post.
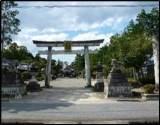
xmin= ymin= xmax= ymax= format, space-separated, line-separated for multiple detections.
xmin=84 ymin=45 xmax=91 ymax=87
xmin=45 ymin=46 xmax=52 ymax=88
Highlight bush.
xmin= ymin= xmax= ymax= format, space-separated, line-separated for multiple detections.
xmin=36 ymin=72 xmax=44 ymax=81
xmin=21 ymin=71 xmax=31 ymax=81
xmin=128 ymin=78 xmax=142 ymax=88
xmin=143 ymin=84 xmax=155 ymax=94
xmin=36 ymin=76 xmax=44 ymax=81
xmin=139 ymin=77 xmax=155 ymax=84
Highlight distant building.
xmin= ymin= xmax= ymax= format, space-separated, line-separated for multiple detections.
xmin=17 ymin=63 xmax=32 ymax=71
xmin=61 ymin=65 xmax=76 ymax=77
xmin=2 ymin=58 xmax=19 ymax=71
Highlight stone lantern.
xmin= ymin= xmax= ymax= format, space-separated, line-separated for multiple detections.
xmin=26 ymin=63 xmax=42 ymax=92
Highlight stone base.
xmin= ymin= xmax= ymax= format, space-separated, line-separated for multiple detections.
xmin=142 ymin=93 xmax=159 ymax=100
xmin=2 ymin=85 xmax=26 ymax=98
xmin=26 ymin=81 xmax=42 ymax=92
xmin=105 ymin=71 xmax=132 ymax=98
xmin=105 ymin=86 xmax=132 ymax=97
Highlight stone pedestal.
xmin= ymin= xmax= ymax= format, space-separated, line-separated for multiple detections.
xmin=94 ymin=72 xmax=104 ymax=92
xmin=105 ymin=59 xmax=132 ymax=97
xmin=27 ymin=75 xmax=41 ymax=92
xmin=26 ymin=69 xmax=41 ymax=92
xmin=93 ymin=63 xmax=104 ymax=92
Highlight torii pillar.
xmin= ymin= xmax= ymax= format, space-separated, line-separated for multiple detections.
xmin=45 ymin=46 xmax=52 ymax=88
xmin=84 ymin=45 xmax=92 ymax=88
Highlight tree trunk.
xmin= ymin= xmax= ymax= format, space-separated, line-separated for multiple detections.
xmin=132 ymin=67 xmax=136 ymax=80
xmin=140 ymin=67 xmax=144 ymax=79
xmin=152 ymin=35 xmax=159 ymax=92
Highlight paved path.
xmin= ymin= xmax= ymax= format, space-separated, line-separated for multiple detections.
xmin=2 ymin=78 xmax=159 ymax=124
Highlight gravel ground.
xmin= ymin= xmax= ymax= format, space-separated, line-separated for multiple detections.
xmin=2 ymin=78 xmax=159 ymax=124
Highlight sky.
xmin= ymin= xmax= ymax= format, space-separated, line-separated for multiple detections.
xmin=12 ymin=1 xmax=159 ymax=64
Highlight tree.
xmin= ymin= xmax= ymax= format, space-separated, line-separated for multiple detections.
xmin=74 ymin=54 xmax=85 ymax=74
xmin=2 ymin=42 xmax=33 ymax=62
xmin=136 ymin=8 xmax=159 ymax=91
xmin=1 ymin=1 xmax=20 ymax=50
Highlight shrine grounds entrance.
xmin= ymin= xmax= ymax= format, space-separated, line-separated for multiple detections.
xmin=33 ymin=39 xmax=104 ymax=88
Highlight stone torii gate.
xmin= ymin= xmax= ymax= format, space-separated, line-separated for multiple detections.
xmin=33 ymin=39 xmax=104 ymax=88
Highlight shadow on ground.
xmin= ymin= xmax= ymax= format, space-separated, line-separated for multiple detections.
xmin=2 ymin=78 xmax=104 ymax=113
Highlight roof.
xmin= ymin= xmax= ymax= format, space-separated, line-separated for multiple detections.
xmin=2 ymin=58 xmax=19 ymax=65
xmin=33 ymin=39 xmax=104 ymax=47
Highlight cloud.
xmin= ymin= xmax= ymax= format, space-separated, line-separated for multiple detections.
xmin=17 ymin=1 xmax=158 ymax=33
xmin=72 ymin=31 xmax=113 ymax=50
xmin=13 ymin=28 xmax=69 ymax=55
xmin=32 ymin=33 xmax=68 ymax=41
xmin=13 ymin=1 xmax=158 ymax=64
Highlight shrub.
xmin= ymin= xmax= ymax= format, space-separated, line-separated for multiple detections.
xmin=36 ymin=72 xmax=44 ymax=81
xmin=143 ymin=84 xmax=155 ymax=94
xmin=36 ymin=76 xmax=44 ymax=81
xmin=139 ymin=77 xmax=155 ymax=84
xmin=21 ymin=71 xmax=31 ymax=81
xmin=128 ymin=78 xmax=142 ymax=88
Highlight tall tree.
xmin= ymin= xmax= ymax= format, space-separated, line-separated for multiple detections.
xmin=1 ymin=1 xmax=20 ymax=51
xmin=136 ymin=8 xmax=159 ymax=91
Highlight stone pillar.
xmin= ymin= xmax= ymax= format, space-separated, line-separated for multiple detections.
xmin=45 ymin=46 xmax=52 ymax=88
xmin=84 ymin=46 xmax=91 ymax=87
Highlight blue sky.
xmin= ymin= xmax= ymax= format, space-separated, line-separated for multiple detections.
xmin=12 ymin=1 xmax=159 ymax=64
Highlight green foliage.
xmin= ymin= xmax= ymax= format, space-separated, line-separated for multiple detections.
xmin=36 ymin=72 xmax=44 ymax=81
xmin=33 ymin=53 xmax=47 ymax=72
xmin=21 ymin=71 xmax=31 ymax=81
xmin=136 ymin=8 xmax=159 ymax=38
xmin=143 ymin=84 xmax=155 ymax=94
xmin=74 ymin=54 xmax=85 ymax=73
xmin=1 ymin=1 xmax=21 ymax=47
xmin=139 ymin=77 xmax=155 ymax=85
xmin=2 ymin=42 xmax=34 ymax=61
xmin=74 ymin=8 xmax=157 ymax=81
xmin=53 ymin=60 xmax=63 ymax=76
xmin=128 ymin=78 xmax=142 ymax=88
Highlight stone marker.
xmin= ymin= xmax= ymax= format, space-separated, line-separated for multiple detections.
xmin=2 ymin=59 xmax=27 ymax=98
xmin=93 ymin=62 xmax=104 ymax=92
xmin=105 ymin=59 xmax=132 ymax=97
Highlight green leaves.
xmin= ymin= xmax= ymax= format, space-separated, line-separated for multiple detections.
xmin=136 ymin=7 xmax=159 ymax=37
xmin=1 ymin=1 xmax=21 ymax=47
xmin=74 ymin=8 xmax=157 ymax=78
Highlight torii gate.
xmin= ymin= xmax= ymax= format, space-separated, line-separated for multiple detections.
xmin=33 ymin=39 xmax=104 ymax=88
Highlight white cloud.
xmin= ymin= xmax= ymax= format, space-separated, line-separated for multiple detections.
xmin=32 ymin=33 xmax=68 ymax=41
xmin=41 ymin=28 xmax=57 ymax=33
xmin=17 ymin=1 xmax=158 ymax=6
xmin=13 ymin=1 xmax=158 ymax=64
xmin=72 ymin=31 xmax=113 ymax=50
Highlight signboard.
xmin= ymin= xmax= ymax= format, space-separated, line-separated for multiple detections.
xmin=64 ymin=41 xmax=72 ymax=52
